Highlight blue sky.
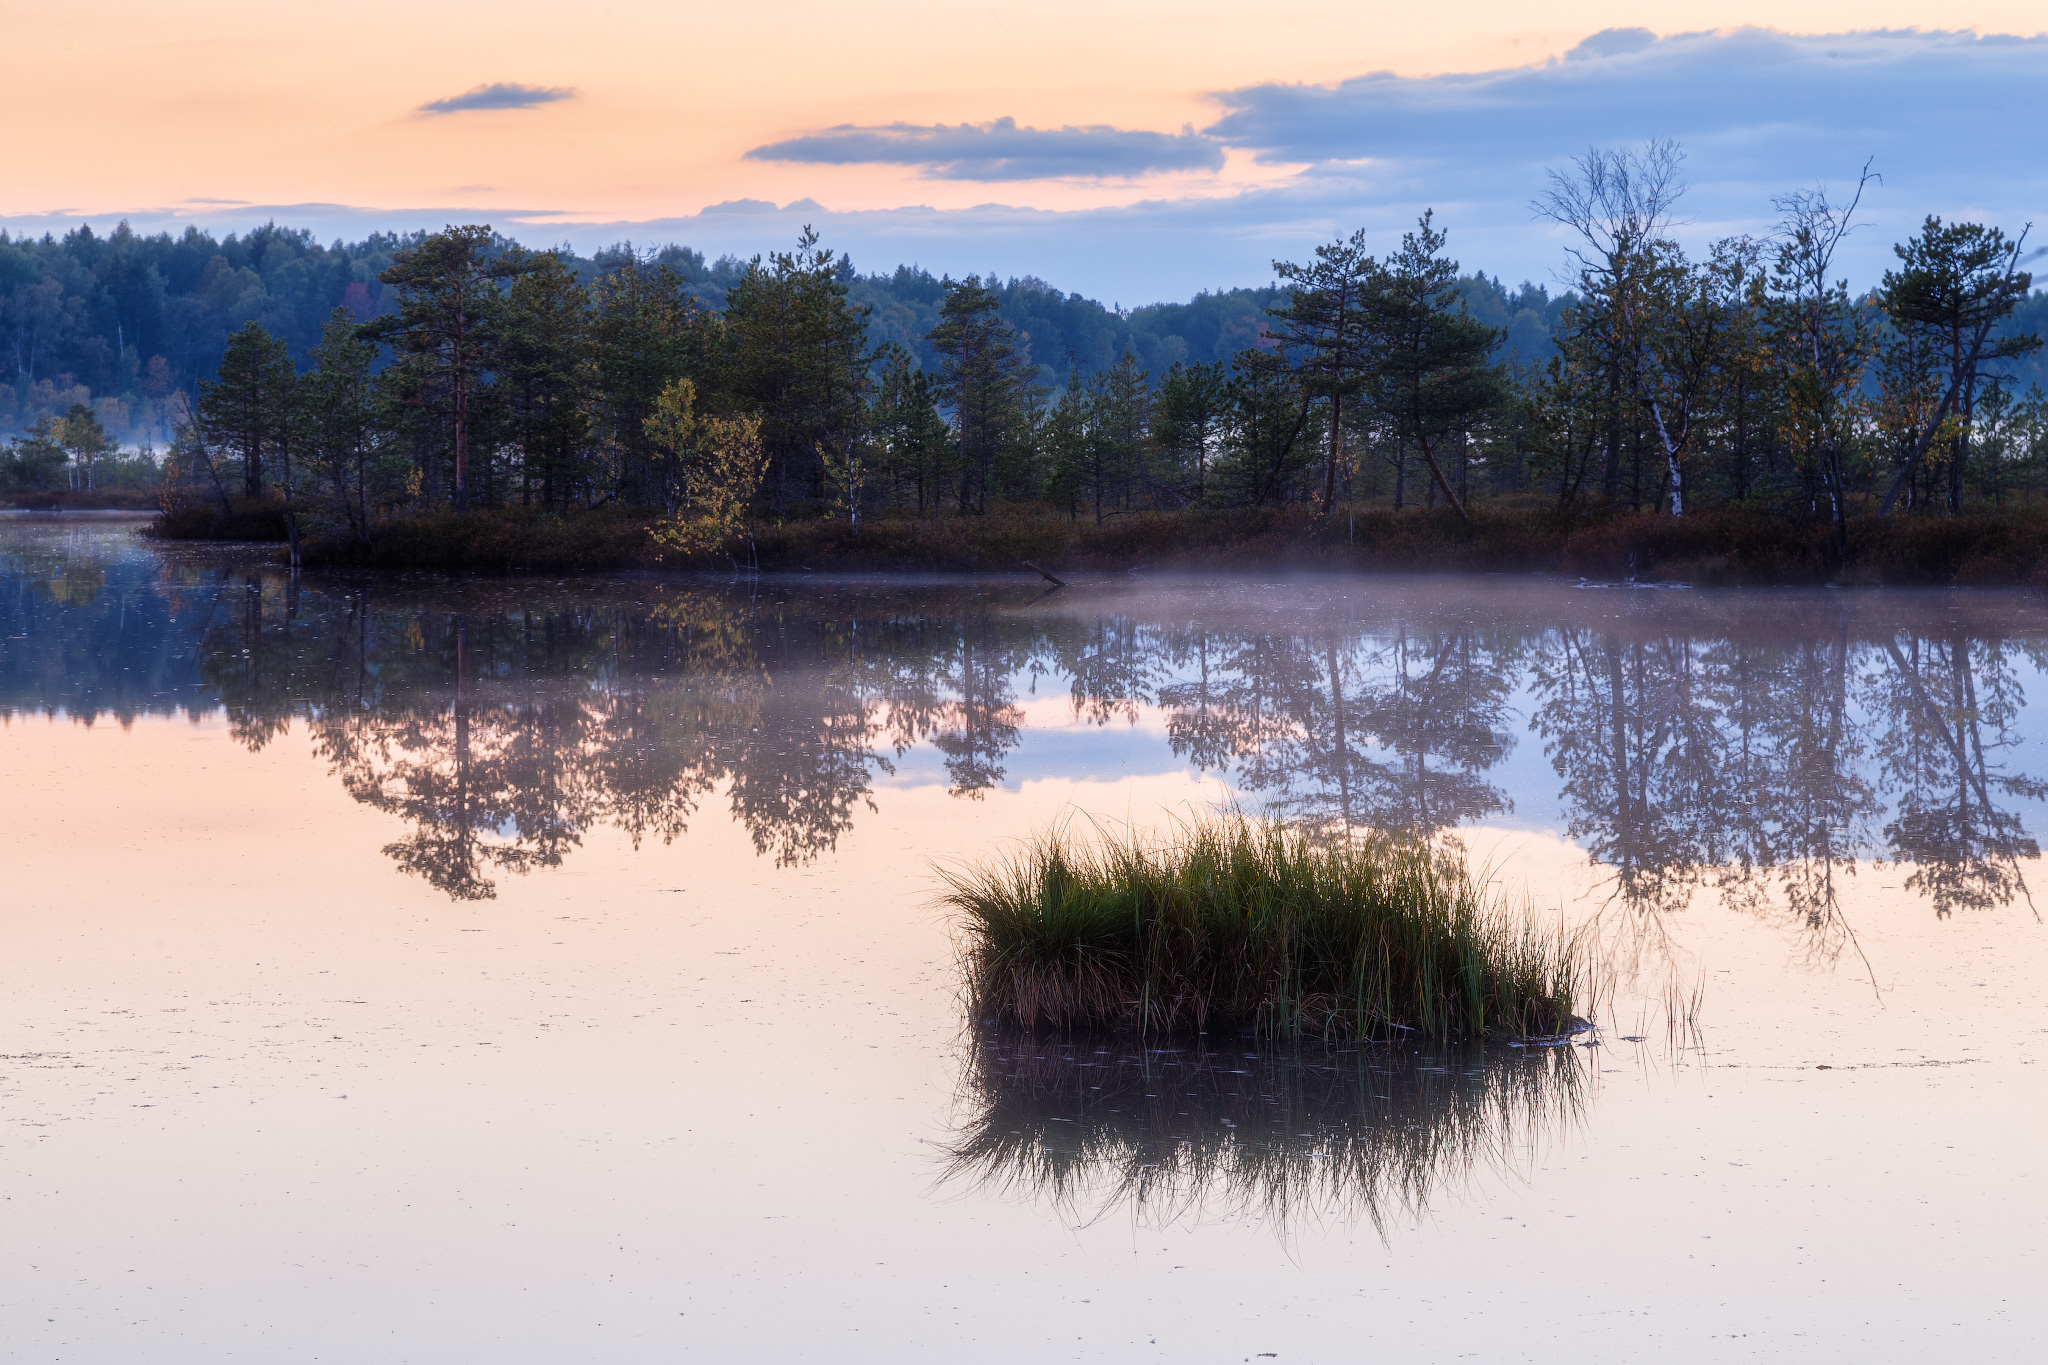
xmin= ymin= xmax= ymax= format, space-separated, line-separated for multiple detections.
xmin=6 ymin=25 xmax=2044 ymax=304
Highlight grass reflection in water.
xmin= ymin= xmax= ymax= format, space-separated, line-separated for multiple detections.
xmin=942 ymin=1030 xmax=1589 ymax=1237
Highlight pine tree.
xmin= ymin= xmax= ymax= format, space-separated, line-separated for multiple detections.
xmin=500 ymin=254 xmax=591 ymax=509
xmin=299 ymin=307 xmax=381 ymax=546
xmin=358 ymin=226 xmax=525 ymax=511
xmin=1365 ymin=213 xmax=1504 ymax=522
xmin=867 ymin=345 xmax=952 ymax=516
xmin=1154 ymin=360 xmax=1227 ymax=502
xmin=1267 ymin=229 xmax=1377 ymax=513
xmin=1877 ymin=217 xmax=2041 ymax=513
xmin=1041 ymin=365 xmax=1093 ymax=520
xmin=588 ymin=257 xmax=714 ymax=508
xmin=200 ymin=321 xmax=295 ymax=502
xmin=720 ymin=228 xmax=872 ymax=512
xmin=1210 ymin=348 xmax=1318 ymax=508
xmin=1091 ymin=352 xmax=1153 ymax=514
xmin=929 ymin=276 xmax=1037 ymax=513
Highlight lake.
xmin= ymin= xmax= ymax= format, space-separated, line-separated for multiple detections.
xmin=3 ymin=512 xmax=2042 ymax=1360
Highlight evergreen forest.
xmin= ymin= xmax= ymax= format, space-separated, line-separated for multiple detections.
xmin=7 ymin=141 xmax=2048 ymax=577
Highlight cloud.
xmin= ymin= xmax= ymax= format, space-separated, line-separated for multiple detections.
xmin=746 ymin=117 xmax=1224 ymax=181
xmin=17 ymin=29 xmax=2048 ymax=307
xmin=713 ymin=28 xmax=2048 ymax=292
xmin=418 ymin=82 xmax=576 ymax=116
xmin=1185 ymin=26 xmax=2048 ymax=284
xmin=1566 ymin=27 xmax=1658 ymax=61
xmin=1205 ymin=27 xmax=2047 ymax=180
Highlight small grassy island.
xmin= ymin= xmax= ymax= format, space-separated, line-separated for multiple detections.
xmin=945 ymin=815 xmax=1588 ymax=1042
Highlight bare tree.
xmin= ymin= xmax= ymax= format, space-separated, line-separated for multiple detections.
xmin=1766 ymin=164 xmax=1879 ymax=561
xmin=1535 ymin=140 xmax=1716 ymax=515
xmin=1540 ymin=140 xmax=1695 ymax=511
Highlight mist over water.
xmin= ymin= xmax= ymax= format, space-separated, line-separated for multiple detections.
xmin=11 ymin=514 xmax=2044 ymax=931
xmin=4 ymin=513 xmax=2045 ymax=1360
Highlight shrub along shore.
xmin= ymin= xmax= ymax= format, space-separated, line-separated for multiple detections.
xmin=147 ymin=500 xmax=2048 ymax=586
xmin=942 ymin=815 xmax=1589 ymax=1043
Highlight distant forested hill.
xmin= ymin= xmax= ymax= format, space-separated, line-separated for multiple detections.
xmin=0 ymin=220 xmax=1581 ymax=446
xmin=6 ymin=216 xmax=2043 ymax=448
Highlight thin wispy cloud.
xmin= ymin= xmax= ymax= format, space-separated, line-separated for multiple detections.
xmin=746 ymin=117 xmax=1224 ymax=181
xmin=418 ymin=82 xmax=577 ymax=116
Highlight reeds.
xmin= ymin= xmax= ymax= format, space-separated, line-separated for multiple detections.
xmin=944 ymin=814 xmax=1589 ymax=1042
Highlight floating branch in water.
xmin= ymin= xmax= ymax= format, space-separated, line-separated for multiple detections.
xmin=940 ymin=1031 xmax=1588 ymax=1237
xmin=943 ymin=813 xmax=1591 ymax=1041
xmin=1020 ymin=560 xmax=1066 ymax=588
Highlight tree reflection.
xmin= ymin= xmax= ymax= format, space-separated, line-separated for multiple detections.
xmin=928 ymin=616 xmax=1027 ymax=798
xmin=1527 ymin=602 xmax=2046 ymax=949
xmin=1873 ymin=631 xmax=2045 ymax=918
xmin=1150 ymin=624 xmax=1517 ymax=839
xmin=182 ymin=583 xmax=2048 ymax=915
xmin=14 ymin=524 xmax=2048 ymax=924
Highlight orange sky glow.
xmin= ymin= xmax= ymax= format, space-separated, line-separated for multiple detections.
xmin=7 ymin=1 xmax=2044 ymax=224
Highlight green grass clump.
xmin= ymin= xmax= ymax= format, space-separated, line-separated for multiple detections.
xmin=945 ymin=814 xmax=1587 ymax=1042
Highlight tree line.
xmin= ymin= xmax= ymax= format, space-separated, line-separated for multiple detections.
xmin=1526 ymin=142 xmax=2043 ymax=548
xmin=0 ymin=215 xmax=1565 ymax=466
xmin=12 ymin=139 xmax=2048 ymax=539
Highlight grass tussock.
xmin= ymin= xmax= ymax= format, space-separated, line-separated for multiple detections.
xmin=945 ymin=814 xmax=1589 ymax=1042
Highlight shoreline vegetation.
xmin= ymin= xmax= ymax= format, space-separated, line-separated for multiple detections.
xmin=29 ymin=142 xmax=2048 ymax=586
xmin=943 ymin=815 xmax=1589 ymax=1042
xmin=146 ymin=498 xmax=2048 ymax=585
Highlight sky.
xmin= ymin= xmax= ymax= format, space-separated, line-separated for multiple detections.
xmin=3 ymin=2 xmax=2046 ymax=302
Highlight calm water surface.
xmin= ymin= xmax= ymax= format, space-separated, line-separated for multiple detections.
xmin=3 ymin=513 xmax=2043 ymax=1361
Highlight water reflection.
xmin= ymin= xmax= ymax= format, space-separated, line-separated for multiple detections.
xmin=7 ymin=518 xmax=2048 ymax=925
xmin=1159 ymin=624 xmax=1519 ymax=834
xmin=205 ymin=585 xmax=901 ymax=894
xmin=941 ymin=1032 xmax=1586 ymax=1236
xmin=1527 ymin=616 xmax=2044 ymax=942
